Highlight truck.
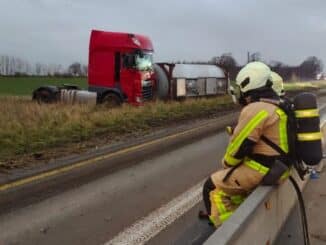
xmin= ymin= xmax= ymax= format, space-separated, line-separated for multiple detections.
xmin=32 ymin=29 xmax=228 ymax=106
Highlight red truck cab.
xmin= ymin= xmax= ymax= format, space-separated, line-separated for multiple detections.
xmin=88 ymin=30 xmax=154 ymax=105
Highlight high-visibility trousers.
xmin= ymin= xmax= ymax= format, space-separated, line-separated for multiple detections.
xmin=203 ymin=161 xmax=289 ymax=227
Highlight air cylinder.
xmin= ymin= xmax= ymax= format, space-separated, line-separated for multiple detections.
xmin=293 ymin=92 xmax=323 ymax=165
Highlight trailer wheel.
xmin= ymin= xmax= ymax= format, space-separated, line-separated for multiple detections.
xmin=101 ymin=93 xmax=122 ymax=108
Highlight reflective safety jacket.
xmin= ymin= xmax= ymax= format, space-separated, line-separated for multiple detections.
xmin=223 ymin=101 xmax=289 ymax=172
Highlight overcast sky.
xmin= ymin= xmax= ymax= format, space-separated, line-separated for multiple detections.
xmin=0 ymin=0 xmax=325 ymax=67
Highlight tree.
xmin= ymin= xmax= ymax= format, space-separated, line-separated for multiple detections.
xmin=211 ymin=53 xmax=237 ymax=69
xmin=299 ymin=56 xmax=323 ymax=79
xmin=211 ymin=53 xmax=239 ymax=80
xmin=68 ymin=62 xmax=82 ymax=76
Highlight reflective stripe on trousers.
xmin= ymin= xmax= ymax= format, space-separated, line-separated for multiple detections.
xmin=209 ymin=190 xmax=245 ymax=226
xmin=209 ymin=159 xmax=290 ymax=227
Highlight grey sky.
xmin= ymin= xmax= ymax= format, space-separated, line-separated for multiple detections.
xmin=0 ymin=0 xmax=325 ymax=67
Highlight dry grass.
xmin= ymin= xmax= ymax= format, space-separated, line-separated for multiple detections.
xmin=0 ymin=96 xmax=234 ymax=163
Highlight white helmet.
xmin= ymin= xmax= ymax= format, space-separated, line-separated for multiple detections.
xmin=270 ymin=71 xmax=285 ymax=96
xmin=230 ymin=62 xmax=272 ymax=104
xmin=235 ymin=62 xmax=272 ymax=93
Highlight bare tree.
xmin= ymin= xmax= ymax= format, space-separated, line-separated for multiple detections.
xmin=211 ymin=53 xmax=239 ymax=79
xmin=68 ymin=62 xmax=82 ymax=76
xmin=299 ymin=56 xmax=323 ymax=79
xmin=211 ymin=53 xmax=237 ymax=70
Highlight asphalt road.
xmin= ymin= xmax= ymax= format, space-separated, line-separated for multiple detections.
xmin=0 ymin=130 xmax=228 ymax=245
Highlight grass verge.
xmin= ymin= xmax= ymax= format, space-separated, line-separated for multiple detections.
xmin=0 ymin=96 xmax=235 ymax=167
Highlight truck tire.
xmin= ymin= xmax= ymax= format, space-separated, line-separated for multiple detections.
xmin=33 ymin=88 xmax=58 ymax=104
xmin=153 ymin=64 xmax=169 ymax=99
xmin=101 ymin=93 xmax=122 ymax=108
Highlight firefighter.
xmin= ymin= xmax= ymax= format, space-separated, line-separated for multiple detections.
xmin=271 ymin=71 xmax=285 ymax=97
xmin=201 ymin=62 xmax=291 ymax=227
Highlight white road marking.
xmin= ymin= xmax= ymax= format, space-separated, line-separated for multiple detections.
xmin=105 ymin=180 xmax=205 ymax=245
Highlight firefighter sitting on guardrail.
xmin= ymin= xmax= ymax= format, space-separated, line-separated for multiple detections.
xmin=201 ymin=62 xmax=292 ymax=227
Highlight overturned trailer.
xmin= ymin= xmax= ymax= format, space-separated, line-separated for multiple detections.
xmin=154 ymin=62 xmax=228 ymax=100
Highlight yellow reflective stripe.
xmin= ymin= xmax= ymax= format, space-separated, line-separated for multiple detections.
xmin=216 ymin=191 xmax=233 ymax=222
xmin=246 ymin=159 xmax=291 ymax=180
xmin=212 ymin=191 xmax=233 ymax=223
xmin=244 ymin=159 xmax=269 ymax=175
xmin=213 ymin=190 xmax=245 ymax=226
xmin=231 ymin=195 xmax=245 ymax=205
xmin=223 ymin=153 xmax=242 ymax=166
xmin=276 ymin=109 xmax=289 ymax=153
xmin=280 ymin=169 xmax=290 ymax=180
xmin=208 ymin=215 xmax=218 ymax=226
xmin=227 ymin=110 xmax=269 ymax=155
xmin=295 ymin=109 xmax=319 ymax=118
xmin=218 ymin=190 xmax=228 ymax=197
xmin=212 ymin=191 xmax=244 ymax=224
xmin=213 ymin=191 xmax=227 ymax=214
xmin=297 ymin=132 xmax=322 ymax=141
xmin=219 ymin=212 xmax=233 ymax=222
xmin=213 ymin=192 xmax=226 ymax=213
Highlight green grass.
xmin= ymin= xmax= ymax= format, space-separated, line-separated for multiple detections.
xmin=0 ymin=76 xmax=87 ymax=95
xmin=0 ymin=96 xmax=234 ymax=165
xmin=284 ymin=80 xmax=326 ymax=91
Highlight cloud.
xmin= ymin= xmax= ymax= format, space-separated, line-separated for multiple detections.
xmin=0 ymin=0 xmax=325 ymax=67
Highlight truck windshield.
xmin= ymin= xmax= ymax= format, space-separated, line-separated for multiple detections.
xmin=135 ymin=53 xmax=153 ymax=71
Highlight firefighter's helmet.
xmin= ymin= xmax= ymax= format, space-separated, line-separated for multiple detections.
xmin=231 ymin=62 xmax=272 ymax=104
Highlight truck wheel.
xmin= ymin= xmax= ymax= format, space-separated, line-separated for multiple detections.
xmin=101 ymin=93 xmax=122 ymax=108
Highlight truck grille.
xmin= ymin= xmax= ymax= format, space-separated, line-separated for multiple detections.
xmin=142 ymin=84 xmax=153 ymax=100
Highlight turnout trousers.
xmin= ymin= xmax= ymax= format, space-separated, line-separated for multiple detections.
xmin=203 ymin=163 xmax=265 ymax=227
